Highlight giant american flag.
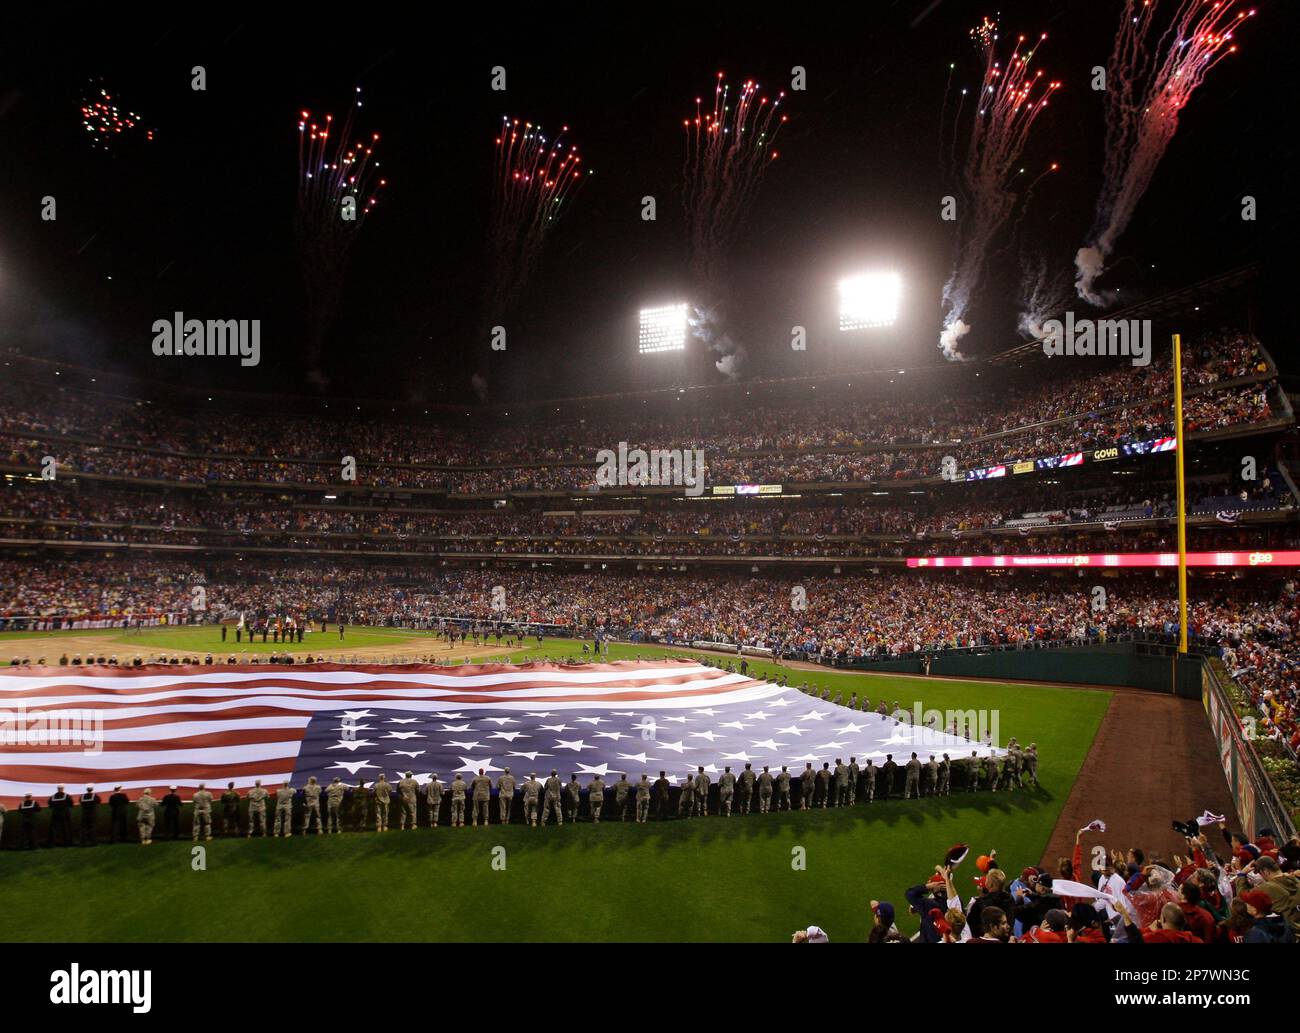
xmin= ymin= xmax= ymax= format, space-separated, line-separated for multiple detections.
xmin=0 ymin=659 xmax=1001 ymax=804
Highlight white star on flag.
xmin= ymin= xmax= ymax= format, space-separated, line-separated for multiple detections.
xmin=482 ymin=717 xmax=518 ymax=725
xmin=383 ymin=731 xmax=425 ymax=740
xmin=775 ymin=725 xmax=807 ymax=737
xmin=539 ymin=724 xmax=570 ymax=732
xmin=386 ymin=718 xmax=420 ymax=724
xmin=575 ymin=763 xmax=613 ymax=776
xmin=329 ymin=760 xmax=378 ymax=775
xmin=506 ymin=751 xmax=552 ymax=761
xmin=750 ymin=739 xmax=788 ymax=751
xmin=439 ymin=723 xmax=473 ymax=732
xmin=453 ymin=757 xmax=503 ymax=774
xmin=689 ymin=730 xmax=723 ymax=741
xmin=593 ymin=731 xmax=628 ymax=740
xmin=487 ymin=731 xmax=529 ymax=741
xmin=553 ymin=739 xmax=596 ymax=752
xmin=657 ymin=740 xmax=688 ymax=754
xmin=388 ymin=750 xmax=425 ymax=758
xmin=443 ymin=740 xmax=483 ymax=751
xmin=328 ymin=739 xmax=376 ymax=753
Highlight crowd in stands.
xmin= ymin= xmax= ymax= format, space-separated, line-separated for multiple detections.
xmin=2 ymin=561 xmax=1293 ymax=665
xmin=0 ymin=330 xmax=1279 ymax=495
xmin=1 ymin=469 xmax=1290 ymax=559
xmin=860 ymin=823 xmax=1299 ymax=943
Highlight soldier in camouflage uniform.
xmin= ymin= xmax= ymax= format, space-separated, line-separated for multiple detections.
xmin=471 ymin=769 xmax=492 ymax=826
xmin=880 ymin=755 xmax=897 ymax=799
xmin=522 ymin=773 xmax=541 ymax=826
xmin=326 ymin=777 xmax=346 ymax=833
xmin=653 ymin=772 xmax=671 ymax=820
xmin=588 ymin=775 xmax=605 ymax=823
xmin=693 ymin=767 xmax=710 ymax=817
xmin=1005 ymin=740 xmax=1024 ymax=789
xmin=564 ymin=774 xmax=582 ymax=824
xmin=497 ymin=768 xmax=516 ymax=824
xmin=191 ymin=783 xmax=214 ymax=841
xmin=801 ymin=763 xmax=816 ymax=810
xmin=449 ymin=774 xmax=468 ymax=827
xmin=717 ymin=766 xmax=736 ymax=816
xmin=738 ymin=763 xmax=756 ymax=815
xmin=247 ymin=779 xmax=269 ymax=837
xmin=904 ymin=753 xmax=922 ymax=800
xmin=425 ymin=775 xmax=444 ymax=827
xmin=861 ymin=759 xmax=876 ymax=803
xmin=220 ymin=782 xmax=241 ymax=837
xmin=1023 ymin=743 xmax=1039 ymax=786
xmin=541 ymin=770 xmax=563 ymax=826
xmin=351 ymin=779 xmax=369 ymax=831
xmin=834 ymin=759 xmax=849 ymax=806
xmin=816 ymin=763 xmax=832 ymax=808
xmin=757 ymin=765 xmax=774 ymax=813
xmin=847 ymin=757 xmax=860 ymax=805
xmin=676 ymin=772 xmax=694 ymax=818
xmin=635 ymin=774 xmax=651 ymax=823
xmin=274 ymin=781 xmax=295 ymax=837
xmin=938 ymin=754 xmax=951 ymax=796
xmin=966 ymin=751 xmax=981 ymax=792
xmin=135 ymin=788 xmax=157 ymax=845
xmin=373 ymin=774 xmax=392 ymax=831
xmin=923 ymin=756 xmax=938 ymax=797
xmin=983 ymin=753 xmax=999 ymax=792
xmin=614 ymin=774 xmax=632 ymax=821
xmin=776 ymin=765 xmax=792 ymax=811
xmin=398 ymin=771 xmax=420 ymax=829
xmin=847 ymin=693 xmax=858 ymax=711
xmin=302 ymin=776 xmax=323 ymax=834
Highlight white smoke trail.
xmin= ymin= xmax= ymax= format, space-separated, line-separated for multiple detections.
xmin=1075 ymin=1 xmax=1255 ymax=303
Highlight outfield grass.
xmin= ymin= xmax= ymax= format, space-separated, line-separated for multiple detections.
xmin=0 ymin=635 xmax=1111 ymax=942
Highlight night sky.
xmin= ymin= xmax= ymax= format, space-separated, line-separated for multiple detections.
xmin=0 ymin=2 xmax=1294 ymax=405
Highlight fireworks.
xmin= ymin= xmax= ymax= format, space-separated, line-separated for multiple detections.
xmin=1075 ymin=0 xmax=1255 ymax=303
xmin=294 ymin=87 xmax=387 ymax=385
xmin=940 ymin=24 xmax=1060 ymax=359
xmin=80 ymin=81 xmax=154 ymax=152
xmin=682 ymin=72 xmax=789 ymax=292
xmin=487 ymin=116 xmax=590 ymax=314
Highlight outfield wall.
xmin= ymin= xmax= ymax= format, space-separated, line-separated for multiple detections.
xmin=844 ymin=641 xmax=1204 ymax=697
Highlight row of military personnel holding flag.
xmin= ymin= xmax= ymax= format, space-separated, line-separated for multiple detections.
xmin=2 ymin=743 xmax=1038 ymax=846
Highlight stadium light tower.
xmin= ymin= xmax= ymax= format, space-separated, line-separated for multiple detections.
xmin=639 ymin=303 xmax=688 ymax=354
xmin=837 ymin=272 xmax=902 ymax=331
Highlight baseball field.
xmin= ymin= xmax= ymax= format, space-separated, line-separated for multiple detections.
xmin=0 ymin=627 xmax=1120 ymax=942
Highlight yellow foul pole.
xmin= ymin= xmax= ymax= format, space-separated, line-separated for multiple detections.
xmin=1173 ymin=333 xmax=1189 ymax=654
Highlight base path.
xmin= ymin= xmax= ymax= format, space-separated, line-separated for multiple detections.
xmin=1041 ymin=687 xmax=1240 ymax=870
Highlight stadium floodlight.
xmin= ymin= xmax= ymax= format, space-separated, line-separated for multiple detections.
xmin=838 ymin=272 xmax=901 ymax=331
xmin=639 ymin=303 xmax=689 ymax=354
